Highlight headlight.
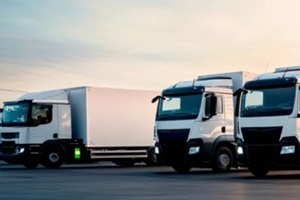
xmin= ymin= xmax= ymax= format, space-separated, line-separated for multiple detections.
xmin=280 ymin=145 xmax=295 ymax=154
xmin=18 ymin=148 xmax=25 ymax=154
xmin=237 ymin=146 xmax=243 ymax=155
xmin=154 ymin=147 xmax=159 ymax=154
xmin=188 ymin=146 xmax=200 ymax=155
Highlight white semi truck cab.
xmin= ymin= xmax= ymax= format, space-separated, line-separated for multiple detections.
xmin=152 ymin=71 xmax=256 ymax=173
xmin=235 ymin=66 xmax=300 ymax=177
xmin=0 ymin=98 xmax=76 ymax=168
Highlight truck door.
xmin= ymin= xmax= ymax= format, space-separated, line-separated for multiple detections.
xmin=201 ymin=94 xmax=226 ymax=143
xmin=28 ymin=104 xmax=58 ymax=144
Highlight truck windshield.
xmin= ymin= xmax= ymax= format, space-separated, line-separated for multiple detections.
xmin=2 ymin=102 xmax=30 ymax=126
xmin=156 ymin=94 xmax=202 ymax=121
xmin=240 ymin=86 xmax=295 ymax=117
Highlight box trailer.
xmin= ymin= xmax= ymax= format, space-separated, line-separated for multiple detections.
xmin=0 ymin=86 xmax=158 ymax=168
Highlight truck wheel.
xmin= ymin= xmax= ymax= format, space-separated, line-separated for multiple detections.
xmin=41 ymin=147 xmax=64 ymax=168
xmin=23 ymin=160 xmax=39 ymax=169
xmin=144 ymin=148 xmax=157 ymax=166
xmin=112 ymin=159 xmax=135 ymax=167
xmin=212 ymin=146 xmax=233 ymax=172
xmin=248 ymin=164 xmax=269 ymax=178
xmin=172 ymin=163 xmax=192 ymax=174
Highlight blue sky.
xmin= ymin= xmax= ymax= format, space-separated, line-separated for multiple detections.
xmin=1 ymin=0 xmax=300 ymax=103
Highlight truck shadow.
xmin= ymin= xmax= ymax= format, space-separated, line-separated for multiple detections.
xmin=233 ymin=171 xmax=300 ymax=180
xmin=156 ymin=168 xmax=249 ymax=175
xmin=0 ymin=163 xmax=162 ymax=170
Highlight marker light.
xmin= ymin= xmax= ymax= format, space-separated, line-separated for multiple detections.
xmin=280 ymin=145 xmax=295 ymax=155
xmin=237 ymin=146 xmax=243 ymax=155
xmin=188 ymin=146 xmax=200 ymax=155
xmin=74 ymin=147 xmax=81 ymax=159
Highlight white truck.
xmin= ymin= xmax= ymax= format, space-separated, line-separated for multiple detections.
xmin=0 ymin=86 xmax=158 ymax=168
xmin=235 ymin=66 xmax=300 ymax=177
xmin=152 ymin=71 xmax=257 ymax=173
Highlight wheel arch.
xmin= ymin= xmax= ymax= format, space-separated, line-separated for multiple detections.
xmin=40 ymin=139 xmax=69 ymax=160
xmin=211 ymin=136 xmax=237 ymax=167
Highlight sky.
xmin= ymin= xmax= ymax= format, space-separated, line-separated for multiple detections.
xmin=1 ymin=0 xmax=300 ymax=104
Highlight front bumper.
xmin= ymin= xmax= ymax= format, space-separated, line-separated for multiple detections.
xmin=237 ymin=137 xmax=300 ymax=168
xmin=0 ymin=143 xmax=40 ymax=163
xmin=155 ymin=139 xmax=205 ymax=165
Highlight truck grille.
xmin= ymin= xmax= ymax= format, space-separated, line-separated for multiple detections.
xmin=2 ymin=141 xmax=16 ymax=154
xmin=157 ymin=129 xmax=190 ymax=145
xmin=241 ymin=127 xmax=282 ymax=145
xmin=1 ymin=132 xmax=20 ymax=139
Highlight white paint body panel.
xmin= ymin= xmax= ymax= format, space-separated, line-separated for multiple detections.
xmin=67 ymin=87 xmax=157 ymax=147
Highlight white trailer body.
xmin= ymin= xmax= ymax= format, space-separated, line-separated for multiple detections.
xmin=235 ymin=66 xmax=300 ymax=177
xmin=68 ymin=87 xmax=156 ymax=147
xmin=152 ymin=71 xmax=256 ymax=173
xmin=0 ymin=86 xmax=158 ymax=168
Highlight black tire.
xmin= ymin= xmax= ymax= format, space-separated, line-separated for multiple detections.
xmin=212 ymin=146 xmax=234 ymax=172
xmin=41 ymin=147 xmax=64 ymax=168
xmin=248 ymin=164 xmax=269 ymax=178
xmin=112 ymin=159 xmax=135 ymax=167
xmin=172 ymin=163 xmax=192 ymax=174
xmin=23 ymin=160 xmax=39 ymax=169
xmin=144 ymin=148 xmax=157 ymax=166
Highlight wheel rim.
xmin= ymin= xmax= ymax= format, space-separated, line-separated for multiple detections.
xmin=49 ymin=152 xmax=60 ymax=163
xmin=218 ymin=153 xmax=230 ymax=167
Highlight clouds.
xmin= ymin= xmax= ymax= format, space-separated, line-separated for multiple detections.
xmin=1 ymin=0 xmax=300 ymax=104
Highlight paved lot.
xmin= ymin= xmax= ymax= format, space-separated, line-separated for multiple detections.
xmin=1 ymin=162 xmax=300 ymax=200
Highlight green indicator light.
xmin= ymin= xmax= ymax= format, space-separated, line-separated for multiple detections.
xmin=74 ymin=148 xmax=81 ymax=159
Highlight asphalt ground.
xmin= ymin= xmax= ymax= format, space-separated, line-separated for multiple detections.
xmin=1 ymin=161 xmax=300 ymax=200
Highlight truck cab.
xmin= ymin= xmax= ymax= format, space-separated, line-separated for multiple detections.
xmin=152 ymin=77 xmax=237 ymax=173
xmin=0 ymin=99 xmax=73 ymax=168
xmin=235 ymin=66 xmax=300 ymax=177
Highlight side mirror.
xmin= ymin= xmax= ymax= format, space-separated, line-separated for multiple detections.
xmin=233 ymin=88 xmax=248 ymax=96
xmin=203 ymin=95 xmax=217 ymax=121
xmin=151 ymin=95 xmax=165 ymax=103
